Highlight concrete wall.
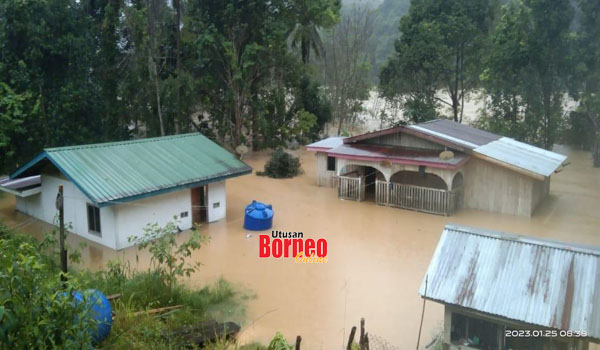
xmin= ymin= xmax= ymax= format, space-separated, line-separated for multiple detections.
xmin=113 ymin=189 xmax=193 ymax=250
xmin=16 ymin=174 xmax=119 ymax=249
xmin=15 ymin=174 xmax=230 ymax=250
xmin=315 ymin=152 xmax=338 ymax=187
xmin=462 ymin=158 xmax=549 ymax=217
xmin=207 ymin=181 xmax=226 ymax=222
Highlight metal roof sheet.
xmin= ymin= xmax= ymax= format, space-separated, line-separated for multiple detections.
xmin=408 ymin=119 xmax=501 ymax=149
xmin=473 ymin=137 xmax=567 ymax=177
xmin=327 ymin=144 xmax=469 ymax=169
xmin=306 ymin=137 xmax=346 ymax=150
xmin=420 ymin=224 xmax=600 ymax=339
xmin=0 ymin=175 xmax=40 ymax=190
xmin=10 ymin=133 xmax=252 ymax=206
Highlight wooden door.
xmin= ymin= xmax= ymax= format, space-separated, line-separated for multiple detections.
xmin=191 ymin=186 xmax=207 ymax=224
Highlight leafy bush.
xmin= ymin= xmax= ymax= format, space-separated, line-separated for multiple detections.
xmin=0 ymin=230 xmax=97 ymax=348
xmin=267 ymin=332 xmax=292 ymax=350
xmin=257 ymin=149 xmax=302 ymax=178
xmin=128 ymin=220 xmax=210 ymax=295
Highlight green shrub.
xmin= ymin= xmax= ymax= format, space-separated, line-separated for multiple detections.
xmin=257 ymin=149 xmax=302 ymax=178
xmin=267 ymin=332 xmax=292 ymax=350
xmin=128 ymin=220 xmax=210 ymax=296
xmin=0 ymin=232 xmax=97 ymax=348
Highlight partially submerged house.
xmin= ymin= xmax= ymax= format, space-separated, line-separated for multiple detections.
xmin=0 ymin=133 xmax=251 ymax=250
xmin=306 ymin=119 xmax=567 ymax=216
xmin=420 ymin=224 xmax=600 ymax=350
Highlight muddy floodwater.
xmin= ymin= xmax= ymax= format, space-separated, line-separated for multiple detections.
xmin=1 ymin=146 xmax=599 ymax=349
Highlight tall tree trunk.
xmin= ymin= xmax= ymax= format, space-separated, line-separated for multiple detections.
xmin=174 ymin=0 xmax=181 ymax=134
xmin=150 ymin=56 xmax=165 ymax=136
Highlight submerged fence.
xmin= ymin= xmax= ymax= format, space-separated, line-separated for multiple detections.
xmin=375 ymin=180 xmax=462 ymax=216
xmin=338 ymin=176 xmax=362 ymax=201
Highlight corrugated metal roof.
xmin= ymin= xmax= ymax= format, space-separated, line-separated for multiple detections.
xmin=340 ymin=119 xmax=567 ymax=178
xmin=474 ymin=137 xmax=568 ymax=177
xmin=10 ymin=133 xmax=252 ymax=206
xmin=420 ymin=224 xmax=600 ymax=340
xmin=306 ymin=137 xmax=345 ymax=150
xmin=408 ymin=119 xmax=501 ymax=149
xmin=327 ymin=144 xmax=469 ymax=169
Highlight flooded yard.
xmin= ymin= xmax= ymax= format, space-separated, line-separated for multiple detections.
xmin=1 ymin=146 xmax=599 ymax=349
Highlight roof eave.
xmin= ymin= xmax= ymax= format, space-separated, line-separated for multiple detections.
xmin=305 ymin=146 xmax=333 ymax=152
xmin=327 ymin=152 xmax=470 ymax=170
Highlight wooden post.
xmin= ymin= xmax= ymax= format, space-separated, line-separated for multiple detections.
xmin=360 ymin=318 xmax=365 ymax=346
xmin=346 ymin=326 xmax=357 ymax=350
xmin=416 ymin=275 xmax=428 ymax=349
xmin=56 ymin=185 xmax=67 ymax=281
xmin=295 ymin=335 xmax=301 ymax=350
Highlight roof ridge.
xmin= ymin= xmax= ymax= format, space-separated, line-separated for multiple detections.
xmin=45 ymin=133 xmax=201 ymax=152
xmin=445 ymin=224 xmax=600 ymax=257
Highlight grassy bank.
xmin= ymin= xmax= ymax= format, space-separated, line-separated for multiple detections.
xmin=0 ymin=221 xmax=275 ymax=349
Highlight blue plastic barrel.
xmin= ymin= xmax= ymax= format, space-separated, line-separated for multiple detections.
xmin=71 ymin=289 xmax=113 ymax=343
xmin=244 ymin=200 xmax=274 ymax=231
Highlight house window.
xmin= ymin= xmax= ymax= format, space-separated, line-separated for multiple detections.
xmin=451 ymin=312 xmax=500 ymax=349
xmin=87 ymin=204 xmax=101 ymax=236
xmin=327 ymin=156 xmax=336 ymax=171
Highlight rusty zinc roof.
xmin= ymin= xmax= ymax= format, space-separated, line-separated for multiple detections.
xmin=10 ymin=133 xmax=252 ymax=206
xmin=419 ymin=224 xmax=600 ymax=340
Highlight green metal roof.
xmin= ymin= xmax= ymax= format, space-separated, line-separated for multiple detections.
xmin=10 ymin=133 xmax=252 ymax=206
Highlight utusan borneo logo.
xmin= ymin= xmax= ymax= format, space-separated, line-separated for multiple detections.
xmin=259 ymin=231 xmax=328 ymax=263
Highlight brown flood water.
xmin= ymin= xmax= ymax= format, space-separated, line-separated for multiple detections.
xmin=1 ymin=145 xmax=599 ymax=349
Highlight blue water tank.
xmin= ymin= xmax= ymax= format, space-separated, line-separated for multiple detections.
xmin=71 ymin=290 xmax=113 ymax=343
xmin=244 ymin=200 xmax=274 ymax=231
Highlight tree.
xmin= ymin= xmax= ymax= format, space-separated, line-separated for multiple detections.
xmin=380 ymin=0 xmax=496 ymax=123
xmin=480 ymin=0 xmax=574 ymax=148
xmin=0 ymin=0 xmax=103 ymax=173
xmin=565 ymin=0 xmax=600 ymax=150
xmin=287 ymin=0 xmax=341 ymax=64
xmin=0 ymin=83 xmax=38 ymax=172
xmin=319 ymin=3 xmax=374 ymax=135
xmin=185 ymin=0 xmax=291 ymax=147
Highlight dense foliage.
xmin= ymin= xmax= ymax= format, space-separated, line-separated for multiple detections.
xmin=0 ymin=225 xmax=97 ymax=348
xmin=1 ymin=0 xmax=599 ymax=168
xmin=377 ymin=0 xmax=600 ymax=150
xmin=380 ymin=0 xmax=497 ymax=123
xmin=258 ymin=149 xmax=302 ymax=179
xmin=0 ymin=0 xmax=341 ymax=174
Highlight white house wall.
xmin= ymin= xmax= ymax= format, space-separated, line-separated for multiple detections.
xmin=207 ymin=181 xmax=226 ymax=222
xmin=14 ymin=174 xmax=233 ymax=249
xmin=113 ymin=189 xmax=193 ymax=250
xmin=16 ymin=174 xmax=118 ymax=249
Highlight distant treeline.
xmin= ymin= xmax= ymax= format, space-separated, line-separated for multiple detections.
xmin=0 ymin=0 xmax=340 ymax=173
xmin=1 ymin=0 xmax=598 ymax=174
xmin=376 ymin=0 xmax=599 ymax=150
